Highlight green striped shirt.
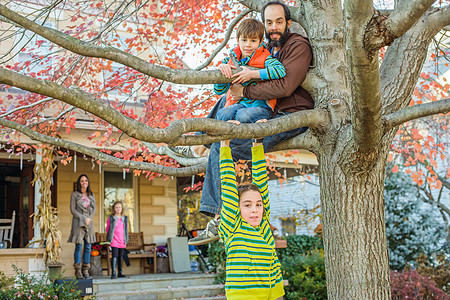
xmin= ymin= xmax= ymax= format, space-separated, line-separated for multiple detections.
xmin=218 ymin=145 xmax=284 ymax=300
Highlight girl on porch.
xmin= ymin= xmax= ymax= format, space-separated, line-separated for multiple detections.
xmin=106 ymin=200 xmax=129 ymax=279
xmin=218 ymin=120 xmax=284 ymax=300
xmin=68 ymin=174 xmax=97 ymax=280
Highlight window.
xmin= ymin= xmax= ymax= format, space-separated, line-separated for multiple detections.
xmin=281 ymin=217 xmax=296 ymax=236
xmin=103 ymin=171 xmax=137 ymax=232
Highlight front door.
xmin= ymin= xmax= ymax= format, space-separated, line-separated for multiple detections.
xmin=19 ymin=166 xmax=34 ymax=247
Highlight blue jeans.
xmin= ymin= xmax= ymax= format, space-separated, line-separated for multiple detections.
xmin=199 ymin=97 xmax=308 ymax=216
xmin=74 ymin=239 xmax=91 ymax=264
xmin=216 ymin=104 xmax=273 ymax=123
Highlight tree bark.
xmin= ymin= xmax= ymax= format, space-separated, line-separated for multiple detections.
xmin=318 ymin=136 xmax=392 ymax=298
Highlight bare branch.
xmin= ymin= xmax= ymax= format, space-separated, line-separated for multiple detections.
xmin=425 ymin=5 xmax=450 ymax=33
xmin=382 ymin=98 xmax=450 ymax=130
xmin=0 ymin=4 xmax=318 ymax=93
xmin=271 ymin=129 xmax=319 ymax=152
xmin=380 ymin=23 xmax=436 ymax=115
xmin=343 ymin=0 xmax=382 ymax=151
xmin=418 ymin=185 xmax=450 ymax=217
xmin=0 ymin=97 xmax=52 ymax=118
xmin=384 ymin=0 xmax=435 ymax=40
xmin=195 ymin=9 xmax=252 ymax=71
xmin=237 ymin=0 xmax=304 ymax=29
xmin=171 ymin=109 xmax=329 ymax=146
xmin=0 ymin=4 xmax=232 ymax=85
xmin=0 ymin=117 xmax=206 ymax=176
xmin=0 ymin=67 xmax=328 ymax=145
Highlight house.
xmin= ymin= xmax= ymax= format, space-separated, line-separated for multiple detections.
xmin=0 ymin=0 xmax=181 ymax=277
xmin=0 ymin=0 xmax=326 ymax=279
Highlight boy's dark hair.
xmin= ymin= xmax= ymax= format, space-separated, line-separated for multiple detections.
xmin=261 ymin=1 xmax=291 ymax=22
xmin=237 ymin=183 xmax=261 ymax=199
xmin=236 ymin=19 xmax=265 ymax=41
xmin=76 ymin=174 xmax=93 ymax=196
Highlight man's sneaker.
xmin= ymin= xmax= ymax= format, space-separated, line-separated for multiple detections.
xmin=188 ymin=218 xmax=219 ymax=246
xmin=167 ymin=146 xmax=198 ymax=158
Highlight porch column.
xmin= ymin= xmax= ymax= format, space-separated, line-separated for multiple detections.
xmin=32 ymin=148 xmax=42 ymax=243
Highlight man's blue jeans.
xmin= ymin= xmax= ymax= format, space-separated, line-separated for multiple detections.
xmin=216 ymin=104 xmax=273 ymax=123
xmin=199 ymin=96 xmax=308 ymax=216
xmin=74 ymin=238 xmax=91 ymax=264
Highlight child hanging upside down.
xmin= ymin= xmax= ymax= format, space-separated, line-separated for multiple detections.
xmin=218 ymin=120 xmax=284 ymax=300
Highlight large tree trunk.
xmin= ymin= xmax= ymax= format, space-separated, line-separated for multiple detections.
xmin=318 ymin=133 xmax=393 ymax=298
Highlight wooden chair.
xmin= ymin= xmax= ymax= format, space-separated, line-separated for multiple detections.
xmin=0 ymin=211 xmax=15 ymax=248
xmin=95 ymin=232 xmax=157 ymax=275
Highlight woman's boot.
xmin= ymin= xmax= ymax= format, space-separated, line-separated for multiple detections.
xmin=82 ymin=263 xmax=92 ymax=279
xmin=111 ymin=257 xmax=117 ymax=279
xmin=74 ymin=263 xmax=83 ymax=279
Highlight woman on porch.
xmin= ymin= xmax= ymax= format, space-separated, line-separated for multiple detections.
xmin=68 ymin=174 xmax=97 ymax=279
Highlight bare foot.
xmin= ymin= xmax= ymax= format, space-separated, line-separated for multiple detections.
xmin=254 ymin=119 xmax=267 ymax=140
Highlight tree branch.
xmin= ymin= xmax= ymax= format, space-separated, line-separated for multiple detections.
xmin=195 ymin=8 xmax=252 ymax=71
xmin=343 ymin=0 xmax=382 ymax=151
xmin=271 ymin=129 xmax=319 ymax=152
xmin=424 ymin=5 xmax=450 ymax=33
xmin=382 ymin=0 xmax=435 ymax=42
xmin=0 ymin=97 xmax=52 ymax=118
xmin=418 ymin=185 xmax=450 ymax=217
xmin=237 ymin=0 xmax=304 ymax=29
xmin=0 ymin=4 xmax=318 ymax=93
xmin=0 ymin=4 xmax=231 ymax=85
xmin=382 ymin=98 xmax=450 ymax=130
xmin=170 ymin=109 xmax=329 ymax=146
xmin=0 ymin=117 xmax=206 ymax=176
xmin=0 ymin=68 xmax=328 ymax=145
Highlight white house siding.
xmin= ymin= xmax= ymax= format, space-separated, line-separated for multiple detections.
xmin=268 ymin=174 xmax=321 ymax=236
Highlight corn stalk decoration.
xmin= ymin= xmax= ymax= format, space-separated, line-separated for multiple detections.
xmin=30 ymin=146 xmax=62 ymax=265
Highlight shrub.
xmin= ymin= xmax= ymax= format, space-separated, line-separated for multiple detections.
xmin=207 ymin=240 xmax=226 ymax=284
xmin=416 ymin=253 xmax=450 ymax=294
xmin=384 ymin=170 xmax=447 ymax=270
xmin=282 ymin=249 xmax=327 ymax=300
xmin=0 ymin=271 xmax=14 ymax=290
xmin=0 ymin=266 xmax=94 ymax=300
xmin=276 ymin=234 xmax=323 ymax=263
xmin=390 ymin=269 xmax=447 ymax=299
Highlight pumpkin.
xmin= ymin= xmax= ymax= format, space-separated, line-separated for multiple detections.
xmin=91 ymin=250 xmax=100 ymax=257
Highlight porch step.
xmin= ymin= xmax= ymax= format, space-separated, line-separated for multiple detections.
xmin=93 ymin=273 xmax=224 ymax=300
xmin=95 ymin=284 xmax=224 ymax=300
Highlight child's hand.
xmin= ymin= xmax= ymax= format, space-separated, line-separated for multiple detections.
xmin=232 ymin=66 xmax=259 ymax=84
xmin=253 ymin=119 xmax=267 ymax=142
xmin=220 ymin=120 xmax=240 ymax=147
xmin=219 ymin=64 xmax=236 ymax=78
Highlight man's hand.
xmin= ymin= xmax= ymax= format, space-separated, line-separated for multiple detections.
xmin=230 ymin=84 xmax=244 ymax=101
xmin=232 ymin=66 xmax=259 ymax=84
xmin=85 ymin=218 xmax=92 ymax=226
xmin=219 ymin=64 xmax=236 ymax=78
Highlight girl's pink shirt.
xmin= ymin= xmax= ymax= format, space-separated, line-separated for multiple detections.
xmin=106 ymin=216 xmax=126 ymax=248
